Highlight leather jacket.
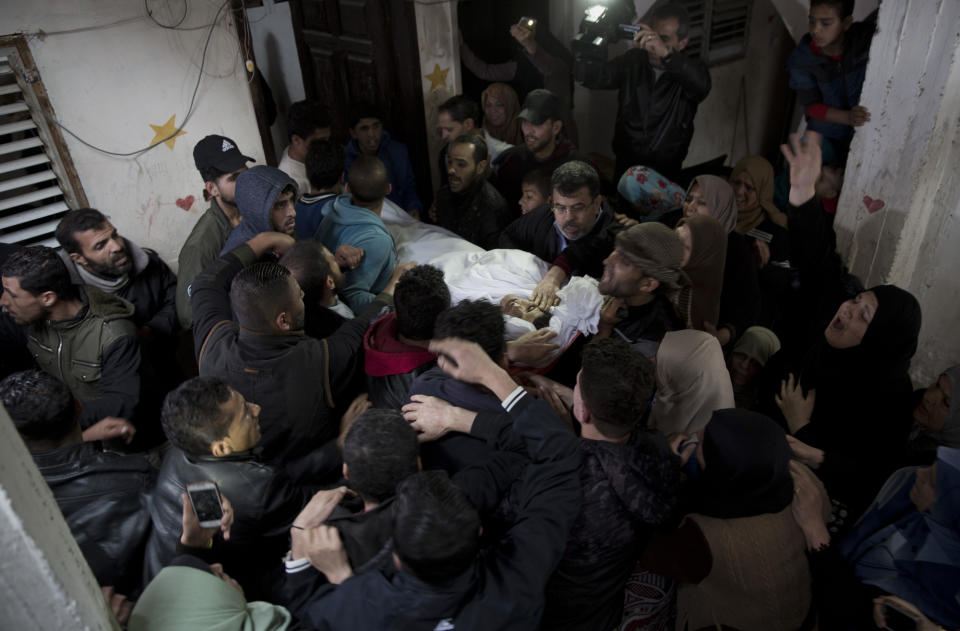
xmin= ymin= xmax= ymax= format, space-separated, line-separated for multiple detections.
xmin=580 ymin=47 xmax=711 ymax=177
xmin=144 ymin=447 xmax=309 ymax=595
xmin=33 ymin=442 xmax=155 ymax=591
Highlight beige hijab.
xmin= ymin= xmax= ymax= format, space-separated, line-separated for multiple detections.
xmin=650 ymin=330 xmax=735 ymax=436
xmin=687 ymin=175 xmax=738 ymax=234
xmin=730 ymin=156 xmax=789 ymax=234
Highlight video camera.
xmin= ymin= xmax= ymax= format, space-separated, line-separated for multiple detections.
xmin=571 ymin=1 xmax=638 ymax=67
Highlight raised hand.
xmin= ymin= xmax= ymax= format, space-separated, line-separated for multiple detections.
xmin=780 ymin=131 xmax=822 ymax=207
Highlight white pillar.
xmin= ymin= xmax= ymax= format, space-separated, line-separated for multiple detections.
xmin=0 ymin=404 xmax=117 ymax=629
xmin=413 ymin=0 xmax=462 ymax=192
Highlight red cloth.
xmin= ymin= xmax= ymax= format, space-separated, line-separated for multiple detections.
xmin=808 ymin=40 xmax=842 ymax=61
xmin=805 ymin=103 xmax=830 ymax=121
xmin=821 ymin=196 xmax=839 ymax=215
xmin=363 ymin=312 xmax=436 ymax=377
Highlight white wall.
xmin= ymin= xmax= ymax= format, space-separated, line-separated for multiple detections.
xmin=2 ymin=0 xmax=264 ymax=271
xmin=0 ymin=403 xmax=117 ymax=629
xmin=834 ymin=0 xmax=960 ymax=384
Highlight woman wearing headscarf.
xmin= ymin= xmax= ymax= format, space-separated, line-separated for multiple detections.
xmin=639 ymin=409 xmax=819 ymax=631
xmin=480 ymin=83 xmax=523 ymax=146
xmin=770 ymin=132 xmax=922 ymax=524
xmin=728 ymin=326 xmax=781 ymax=409
xmin=675 ymin=214 xmax=727 ymax=332
xmin=615 ymin=165 xmax=686 ymax=224
xmin=129 ymin=556 xmax=293 ymax=631
xmin=678 ymin=175 xmax=761 ymax=347
xmin=650 ymin=330 xmax=735 ymax=436
xmin=907 ymin=364 xmax=960 ymax=464
xmin=731 ymin=156 xmax=789 ymax=236
xmin=792 ymin=446 xmax=960 ymax=629
xmin=461 ymin=21 xmax=578 ymax=145
xmin=731 ymin=156 xmax=793 ymax=327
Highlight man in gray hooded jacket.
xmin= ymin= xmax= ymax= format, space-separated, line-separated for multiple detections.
xmin=220 ymin=166 xmax=298 ymax=255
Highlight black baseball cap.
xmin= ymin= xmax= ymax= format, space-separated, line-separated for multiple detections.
xmin=193 ymin=135 xmax=255 ymax=181
xmin=518 ymin=89 xmax=561 ymax=125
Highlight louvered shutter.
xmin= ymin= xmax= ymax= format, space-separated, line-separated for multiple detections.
xmin=0 ymin=42 xmax=87 ymax=248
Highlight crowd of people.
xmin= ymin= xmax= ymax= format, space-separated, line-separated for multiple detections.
xmin=1 ymin=1 xmax=958 ymax=630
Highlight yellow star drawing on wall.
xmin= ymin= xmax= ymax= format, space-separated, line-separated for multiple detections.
xmin=424 ymin=64 xmax=449 ymax=92
xmin=149 ymin=115 xmax=187 ymax=150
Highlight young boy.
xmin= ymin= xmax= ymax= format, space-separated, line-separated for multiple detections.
xmin=786 ymin=0 xmax=877 ymax=149
xmin=518 ymin=169 xmax=552 ymax=215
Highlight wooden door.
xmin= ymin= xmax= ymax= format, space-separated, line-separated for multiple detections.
xmin=290 ymin=0 xmax=431 ymax=206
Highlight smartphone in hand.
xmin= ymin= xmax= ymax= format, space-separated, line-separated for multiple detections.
xmin=186 ymin=481 xmax=224 ymax=528
xmin=883 ymin=601 xmax=920 ymax=631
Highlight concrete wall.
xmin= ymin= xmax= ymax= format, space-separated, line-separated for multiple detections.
xmin=0 ymin=402 xmax=117 ymax=629
xmin=2 ymin=0 xmax=265 ymax=271
xmin=834 ymin=0 xmax=960 ymax=384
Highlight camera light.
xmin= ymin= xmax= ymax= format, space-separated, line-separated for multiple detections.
xmin=584 ymin=5 xmax=606 ymax=24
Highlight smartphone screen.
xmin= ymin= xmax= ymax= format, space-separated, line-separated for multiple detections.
xmin=884 ymin=604 xmax=919 ymax=631
xmin=187 ymin=483 xmax=223 ymax=526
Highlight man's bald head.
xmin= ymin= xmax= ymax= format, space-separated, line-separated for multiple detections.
xmin=348 ymin=156 xmax=391 ymax=209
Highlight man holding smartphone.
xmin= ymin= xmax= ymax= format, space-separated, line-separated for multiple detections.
xmin=144 ymin=376 xmax=310 ymax=600
xmin=576 ymin=2 xmax=711 ymax=182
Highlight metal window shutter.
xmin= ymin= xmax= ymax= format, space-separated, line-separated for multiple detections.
xmin=0 ymin=50 xmax=71 ymax=247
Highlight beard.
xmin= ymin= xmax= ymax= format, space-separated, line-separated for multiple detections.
xmin=85 ymin=248 xmax=132 ymax=279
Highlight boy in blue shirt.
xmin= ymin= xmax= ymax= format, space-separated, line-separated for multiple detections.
xmin=786 ymin=0 xmax=877 ymax=151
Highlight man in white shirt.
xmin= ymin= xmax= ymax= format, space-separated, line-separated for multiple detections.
xmin=278 ymin=100 xmax=332 ymax=194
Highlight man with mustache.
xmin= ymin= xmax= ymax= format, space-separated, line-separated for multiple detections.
xmin=432 ymin=134 xmax=510 ymax=250
xmin=56 ymin=208 xmax=178 ymax=339
xmin=56 ymin=208 xmax=179 ymax=446
xmin=220 ymin=165 xmax=298 ymax=255
xmin=500 ymin=160 xmax=613 ymax=274
xmin=493 ymin=89 xmax=589 ymax=217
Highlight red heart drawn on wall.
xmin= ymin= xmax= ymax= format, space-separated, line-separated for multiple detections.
xmin=862 ymin=196 xmax=885 ymax=214
xmin=176 ymin=195 xmax=195 ymax=211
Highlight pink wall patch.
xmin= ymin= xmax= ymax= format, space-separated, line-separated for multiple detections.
xmin=863 ymin=196 xmax=885 ymax=213
xmin=176 ymin=195 xmax=195 ymax=211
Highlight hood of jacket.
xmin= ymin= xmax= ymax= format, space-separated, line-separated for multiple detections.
xmin=221 ymin=166 xmax=297 ymax=253
xmin=74 ymin=285 xmax=136 ymax=324
xmin=57 ymin=240 xmax=150 ymax=289
xmin=364 ymin=312 xmax=436 ymax=377
xmin=325 ymin=194 xmax=390 ymax=232
xmin=579 ymin=429 xmax=681 ymax=526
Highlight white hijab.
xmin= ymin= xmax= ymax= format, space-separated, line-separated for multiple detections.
xmin=651 ymin=330 xmax=735 ymax=436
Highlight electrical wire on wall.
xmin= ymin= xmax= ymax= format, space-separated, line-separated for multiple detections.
xmin=29 ymin=0 xmax=233 ymax=157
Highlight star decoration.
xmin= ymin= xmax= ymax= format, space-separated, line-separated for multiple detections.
xmin=149 ymin=115 xmax=187 ymax=150
xmin=424 ymin=64 xmax=449 ymax=92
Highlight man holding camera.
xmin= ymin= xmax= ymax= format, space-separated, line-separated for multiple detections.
xmin=577 ymin=3 xmax=710 ymax=183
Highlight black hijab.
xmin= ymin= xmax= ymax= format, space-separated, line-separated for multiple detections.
xmin=692 ymin=409 xmax=794 ymax=519
xmin=801 ymin=284 xmax=922 ymax=403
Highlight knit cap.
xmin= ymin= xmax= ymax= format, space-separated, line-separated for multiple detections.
xmin=615 ymin=223 xmax=688 ymax=293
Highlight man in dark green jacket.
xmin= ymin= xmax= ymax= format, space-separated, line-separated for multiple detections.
xmin=176 ymin=135 xmax=254 ymax=328
xmin=0 ymin=246 xmax=141 ymax=428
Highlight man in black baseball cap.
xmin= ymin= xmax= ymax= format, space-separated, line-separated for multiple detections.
xmin=176 ymin=135 xmax=255 ymax=328
xmin=494 ymin=89 xmax=589 ymax=218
